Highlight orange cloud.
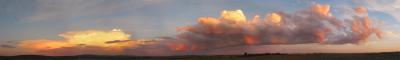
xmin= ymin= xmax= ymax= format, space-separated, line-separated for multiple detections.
xmin=19 ymin=40 xmax=71 ymax=51
xmin=220 ymin=10 xmax=247 ymax=24
xmin=17 ymin=29 xmax=152 ymax=55
xmin=312 ymin=4 xmax=331 ymax=17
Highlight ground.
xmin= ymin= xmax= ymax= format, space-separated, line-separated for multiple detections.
xmin=1 ymin=52 xmax=400 ymax=60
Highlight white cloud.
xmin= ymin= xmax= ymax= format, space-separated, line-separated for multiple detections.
xmin=364 ymin=0 xmax=400 ymax=22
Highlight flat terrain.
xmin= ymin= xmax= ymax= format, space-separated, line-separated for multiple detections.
xmin=1 ymin=52 xmax=400 ymax=60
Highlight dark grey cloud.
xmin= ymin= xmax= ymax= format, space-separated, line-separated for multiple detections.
xmin=1 ymin=45 xmax=15 ymax=48
xmin=104 ymin=40 xmax=131 ymax=44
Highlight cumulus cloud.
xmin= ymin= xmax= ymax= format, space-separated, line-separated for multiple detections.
xmin=176 ymin=4 xmax=381 ymax=52
xmin=17 ymin=29 xmax=152 ymax=56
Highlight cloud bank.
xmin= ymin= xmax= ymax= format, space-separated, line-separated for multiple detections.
xmin=7 ymin=3 xmax=394 ymax=56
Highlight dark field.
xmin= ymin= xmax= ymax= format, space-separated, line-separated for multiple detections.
xmin=1 ymin=52 xmax=400 ymax=60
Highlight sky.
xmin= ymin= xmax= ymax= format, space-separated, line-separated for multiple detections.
xmin=0 ymin=0 xmax=398 ymax=41
xmin=0 ymin=0 xmax=400 ymax=56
